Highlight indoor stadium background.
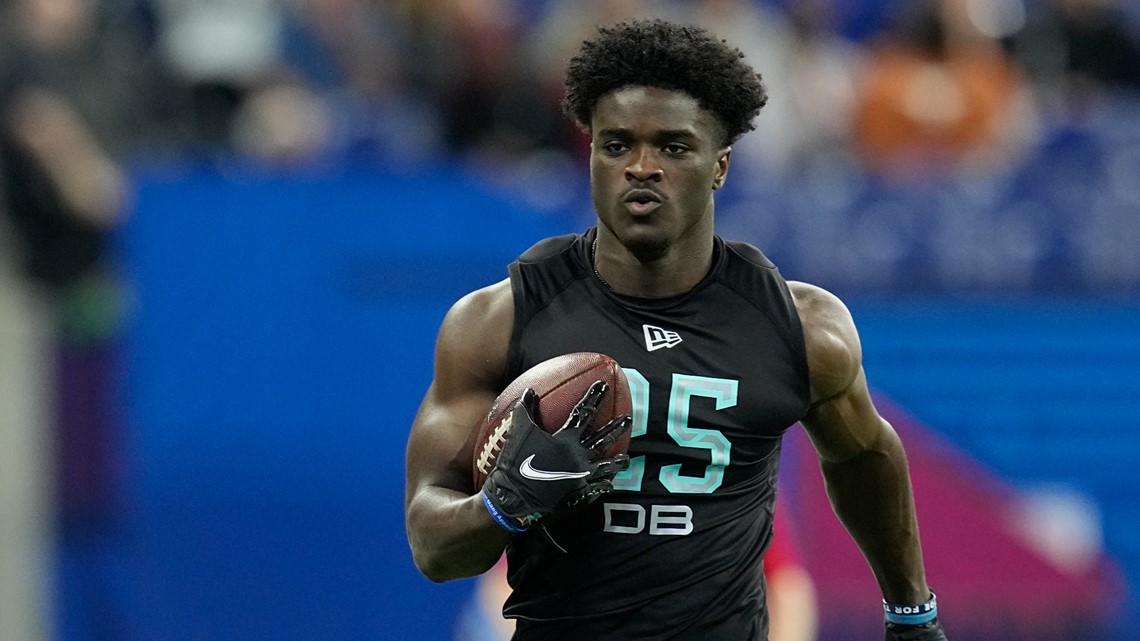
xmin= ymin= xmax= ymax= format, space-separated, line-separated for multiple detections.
xmin=2 ymin=1 xmax=1139 ymax=640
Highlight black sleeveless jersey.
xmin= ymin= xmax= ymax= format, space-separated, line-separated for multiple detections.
xmin=502 ymin=229 xmax=811 ymax=641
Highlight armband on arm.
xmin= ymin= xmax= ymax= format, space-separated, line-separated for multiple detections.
xmin=884 ymin=592 xmax=948 ymax=641
xmin=884 ymin=591 xmax=937 ymax=625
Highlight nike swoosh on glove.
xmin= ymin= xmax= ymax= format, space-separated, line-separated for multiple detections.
xmin=482 ymin=381 xmax=631 ymax=532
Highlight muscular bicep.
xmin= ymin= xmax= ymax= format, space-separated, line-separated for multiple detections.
xmin=800 ymin=366 xmax=892 ymax=462
xmin=791 ymin=281 xmax=893 ymax=462
xmin=405 ymin=281 xmax=512 ymax=501
xmin=406 ymin=383 xmax=496 ymax=496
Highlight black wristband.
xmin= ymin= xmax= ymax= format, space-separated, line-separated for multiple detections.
xmin=884 ymin=591 xmax=937 ymax=625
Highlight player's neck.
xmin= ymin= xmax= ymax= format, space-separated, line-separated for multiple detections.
xmin=592 ymin=230 xmax=714 ymax=298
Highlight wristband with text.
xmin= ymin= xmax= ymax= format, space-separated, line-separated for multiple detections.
xmin=884 ymin=591 xmax=938 ymax=625
xmin=483 ymin=491 xmax=528 ymax=533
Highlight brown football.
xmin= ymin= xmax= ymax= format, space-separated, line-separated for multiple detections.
xmin=471 ymin=352 xmax=633 ymax=489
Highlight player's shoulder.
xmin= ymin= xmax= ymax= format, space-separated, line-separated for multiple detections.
xmin=516 ymin=233 xmax=582 ymax=265
xmin=511 ymin=233 xmax=591 ymax=301
xmin=445 ymin=278 xmax=514 ymax=333
xmin=787 ymin=281 xmax=856 ymax=344
xmin=787 ymin=281 xmax=862 ymax=400
xmin=722 ymin=237 xmax=777 ymax=270
xmin=436 ymin=278 xmax=515 ymax=390
xmin=788 ymin=281 xmax=847 ymax=317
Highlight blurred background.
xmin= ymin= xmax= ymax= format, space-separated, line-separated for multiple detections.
xmin=0 ymin=0 xmax=1137 ymax=640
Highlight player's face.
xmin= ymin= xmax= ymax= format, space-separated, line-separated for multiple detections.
xmin=589 ymin=86 xmax=730 ymax=262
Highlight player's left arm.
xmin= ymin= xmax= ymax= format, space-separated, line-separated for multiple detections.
xmin=790 ymin=282 xmax=946 ymax=639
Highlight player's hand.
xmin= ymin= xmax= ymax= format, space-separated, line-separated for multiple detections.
xmin=885 ymin=620 xmax=948 ymax=641
xmin=482 ymin=381 xmax=631 ymax=532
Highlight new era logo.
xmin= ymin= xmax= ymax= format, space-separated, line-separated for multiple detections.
xmin=643 ymin=324 xmax=682 ymax=351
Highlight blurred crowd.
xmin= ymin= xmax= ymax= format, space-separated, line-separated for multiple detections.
xmin=3 ymin=0 xmax=1139 ymax=287
xmin=13 ymin=0 xmax=1136 ymax=284
xmin=2 ymin=0 xmax=1139 ymax=178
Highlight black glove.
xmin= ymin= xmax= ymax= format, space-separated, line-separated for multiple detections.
xmin=885 ymin=620 xmax=947 ymax=641
xmin=482 ymin=381 xmax=631 ymax=532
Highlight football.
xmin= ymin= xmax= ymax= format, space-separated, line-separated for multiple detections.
xmin=472 ymin=352 xmax=633 ymax=489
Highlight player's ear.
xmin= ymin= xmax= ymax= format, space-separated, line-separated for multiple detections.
xmin=713 ymin=146 xmax=731 ymax=191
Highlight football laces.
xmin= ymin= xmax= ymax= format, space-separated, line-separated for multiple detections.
xmin=476 ymin=409 xmax=513 ymax=476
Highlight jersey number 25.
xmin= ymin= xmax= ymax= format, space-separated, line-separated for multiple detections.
xmin=612 ymin=369 xmax=736 ymax=494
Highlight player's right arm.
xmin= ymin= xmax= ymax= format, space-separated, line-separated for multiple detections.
xmin=405 ymin=279 xmax=514 ymax=582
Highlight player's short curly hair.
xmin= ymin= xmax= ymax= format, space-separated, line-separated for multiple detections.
xmin=562 ymin=18 xmax=768 ymax=145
